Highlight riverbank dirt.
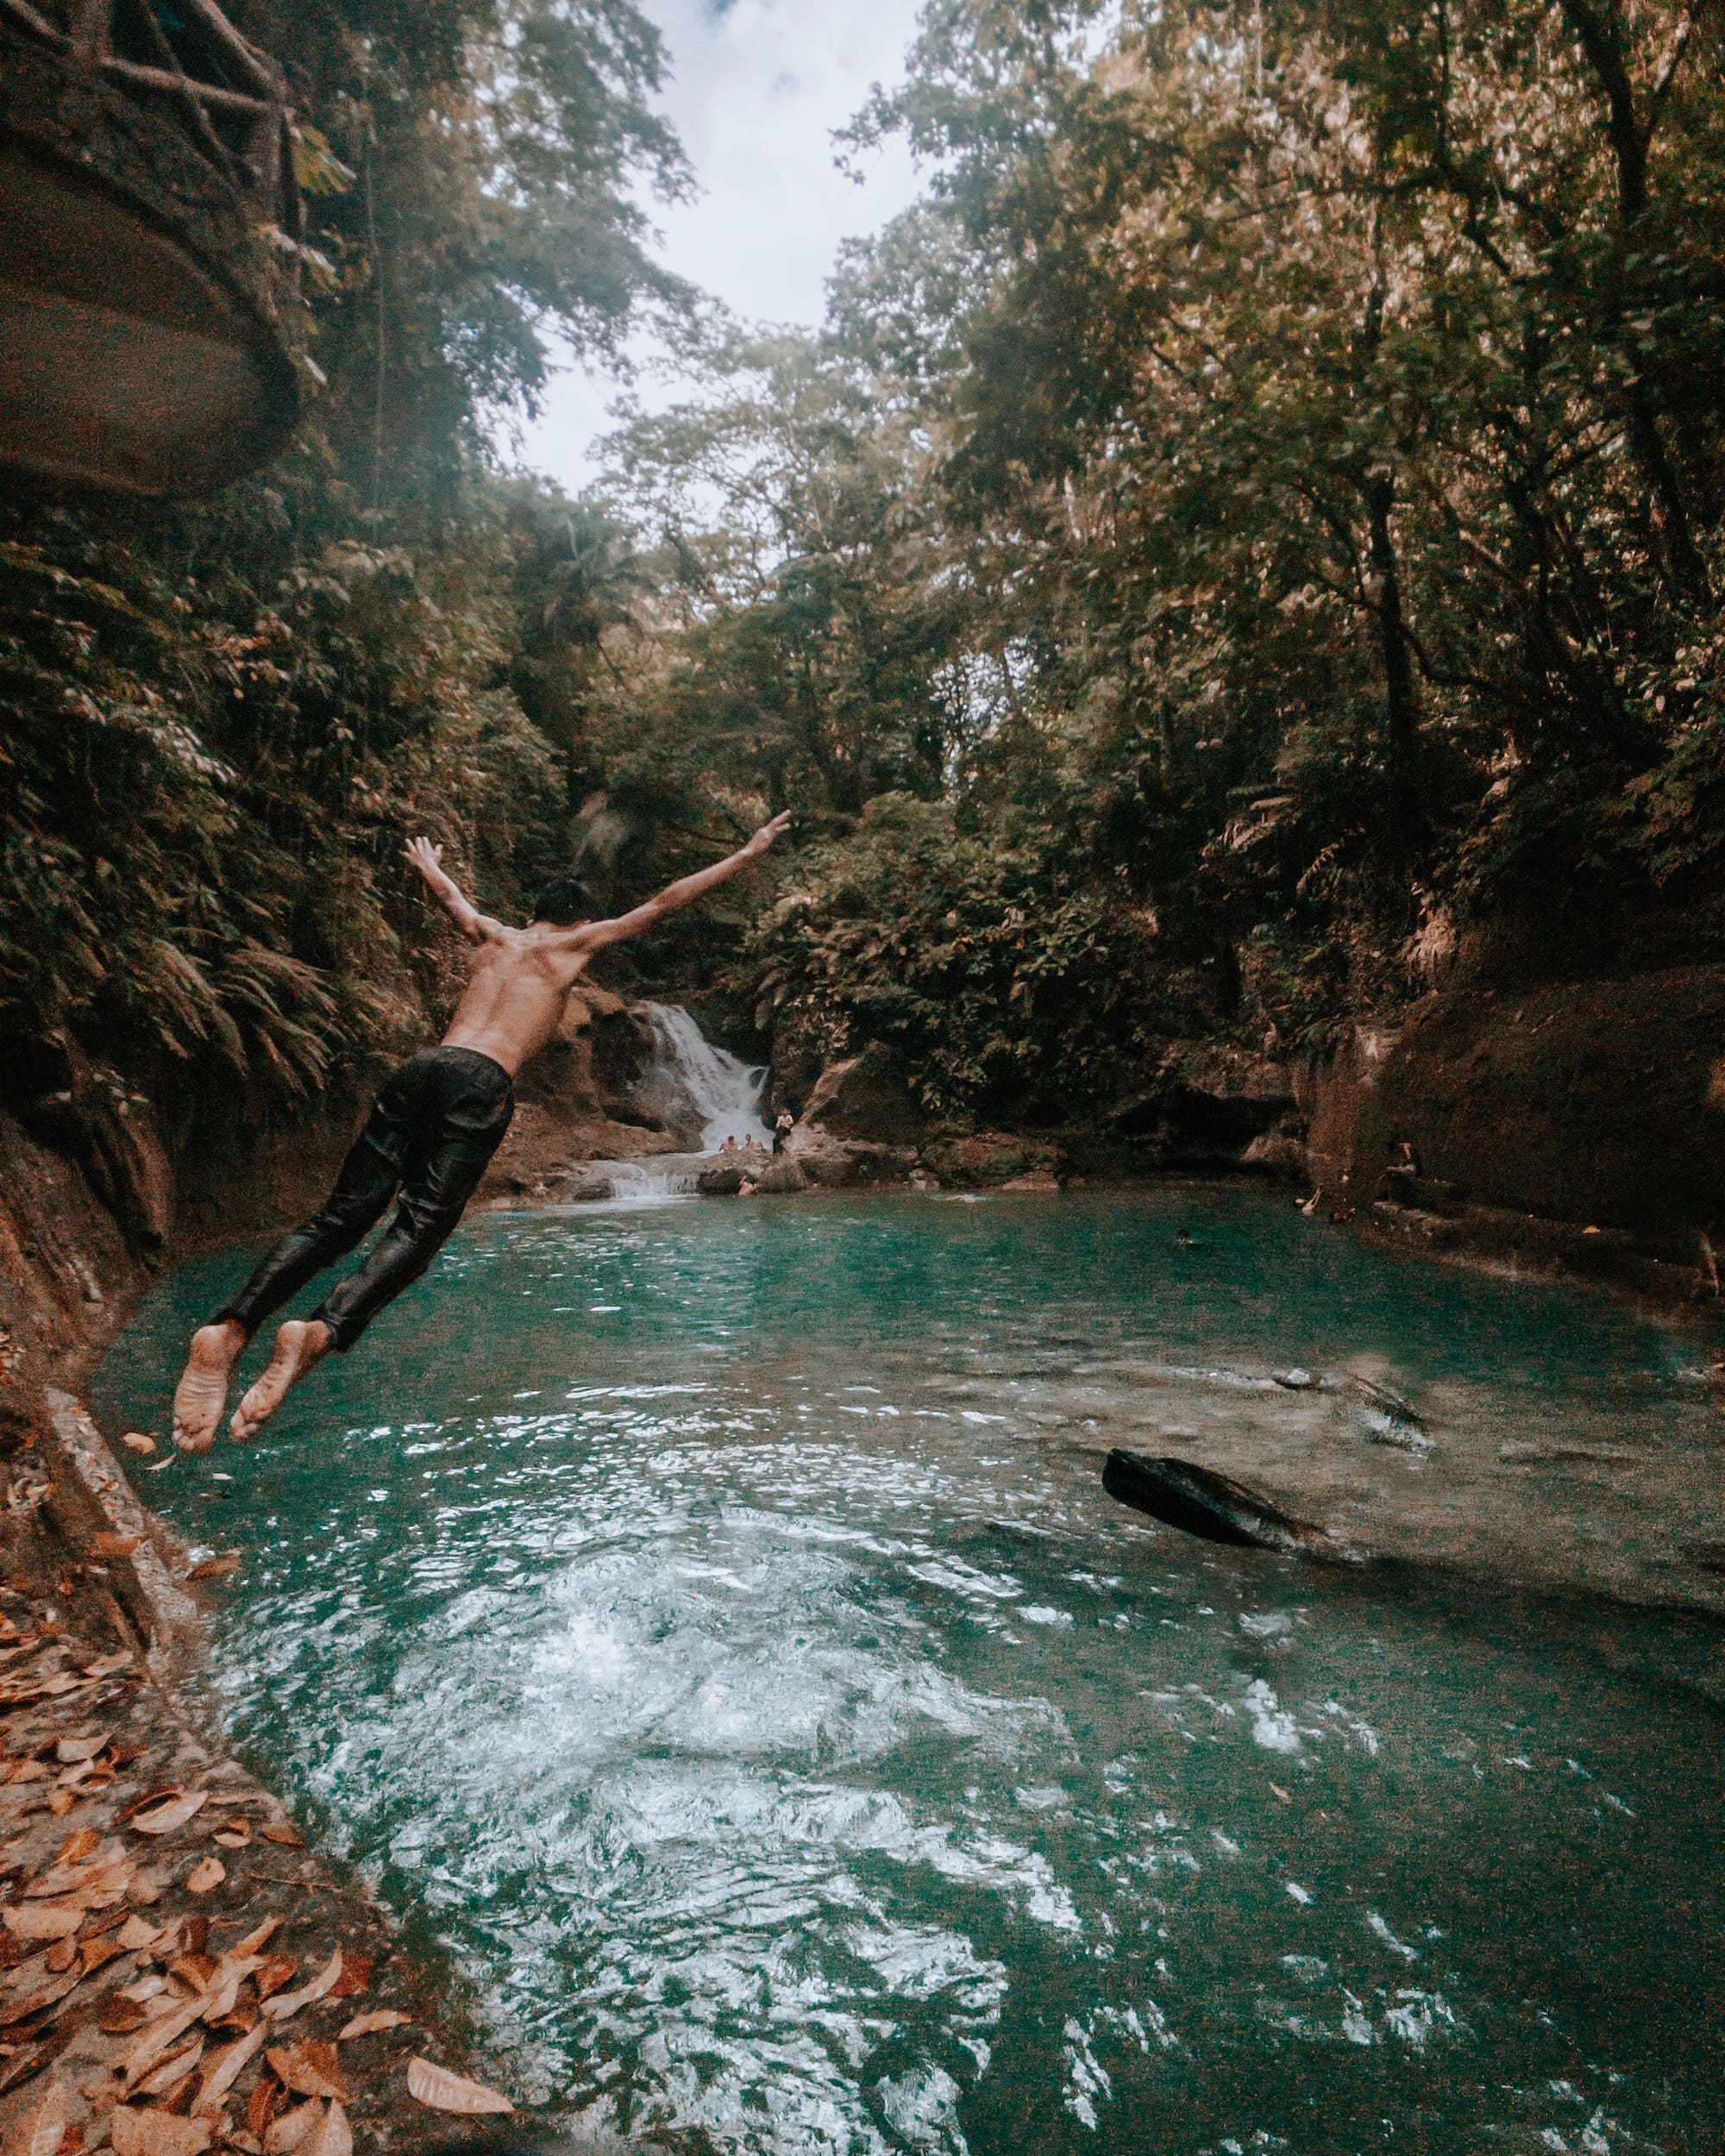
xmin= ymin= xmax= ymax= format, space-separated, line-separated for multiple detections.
xmin=0 ymin=1110 xmax=514 ymax=2153
xmin=0 ymin=1468 xmax=503 ymax=2156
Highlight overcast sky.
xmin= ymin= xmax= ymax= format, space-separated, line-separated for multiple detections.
xmin=512 ymin=0 xmax=928 ymax=493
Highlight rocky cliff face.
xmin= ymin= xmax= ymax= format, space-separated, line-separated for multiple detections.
xmin=0 ymin=1060 xmax=366 ymax=1447
xmin=1286 ymin=966 xmax=1725 ymax=1295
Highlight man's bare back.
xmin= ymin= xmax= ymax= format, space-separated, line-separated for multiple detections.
xmin=170 ymin=812 xmax=790 ymax=1451
xmin=440 ymin=927 xmax=596 ymax=1074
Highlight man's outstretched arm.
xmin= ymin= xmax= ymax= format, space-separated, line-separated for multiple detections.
xmin=568 ymin=812 xmax=792 ymax=952
xmin=404 ymin=837 xmax=507 ymax=943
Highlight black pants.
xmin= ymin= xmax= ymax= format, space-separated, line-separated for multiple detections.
xmin=213 ymin=1046 xmax=514 ymax=1352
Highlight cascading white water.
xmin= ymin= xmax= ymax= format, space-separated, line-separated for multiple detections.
xmin=595 ymin=1002 xmax=772 ymax=1201
xmin=634 ymin=1002 xmax=774 ymax=1153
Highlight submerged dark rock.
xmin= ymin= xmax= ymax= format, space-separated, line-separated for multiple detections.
xmin=1102 ymin=1449 xmax=1348 ymax=1559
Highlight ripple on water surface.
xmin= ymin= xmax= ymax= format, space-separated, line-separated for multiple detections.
xmin=97 ymin=1188 xmax=1725 ymax=2155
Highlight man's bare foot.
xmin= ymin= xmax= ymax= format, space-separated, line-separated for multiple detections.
xmin=230 ymin=1319 xmax=332 ymax=1441
xmin=172 ymin=1322 xmax=250 ymax=1452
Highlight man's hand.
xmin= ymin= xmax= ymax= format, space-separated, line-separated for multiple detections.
xmin=404 ymin=837 xmax=446 ymax=883
xmin=402 ymin=835 xmax=499 ymax=942
xmin=745 ymin=812 xmax=793 ymax=857
xmin=566 ymin=810 xmax=794 ymax=954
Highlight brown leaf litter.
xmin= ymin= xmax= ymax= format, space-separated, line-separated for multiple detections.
xmin=0 ymin=1581 xmax=490 ymax=2153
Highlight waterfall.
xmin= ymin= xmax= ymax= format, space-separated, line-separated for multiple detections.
xmin=587 ymin=1003 xmax=771 ymax=1202
xmin=633 ymin=1003 xmax=774 ymax=1154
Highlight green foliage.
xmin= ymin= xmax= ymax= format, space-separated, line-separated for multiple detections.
xmin=0 ymin=509 xmax=559 ymax=1090
xmin=0 ymin=0 xmax=688 ymax=1104
xmin=14 ymin=0 xmax=1725 ymax=1138
xmin=584 ymin=0 xmax=1725 ymax=1098
xmin=737 ymin=795 xmax=1164 ymax=1120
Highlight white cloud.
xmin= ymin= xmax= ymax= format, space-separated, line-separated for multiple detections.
xmin=511 ymin=0 xmax=927 ymax=492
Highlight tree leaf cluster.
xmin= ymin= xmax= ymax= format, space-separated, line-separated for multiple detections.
xmin=575 ymin=0 xmax=1725 ymax=1113
xmin=1 ymin=0 xmax=686 ymax=1112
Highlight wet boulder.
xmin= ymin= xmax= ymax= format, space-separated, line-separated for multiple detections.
xmin=1240 ymin=1131 xmax=1309 ymax=1180
xmin=1110 ymin=1053 xmax=1300 ymax=1172
xmin=1102 ymin=1451 xmax=1346 ymax=1559
xmin=785 ymin=1132 xmax=919 ymax=1188
xmin=754 ymin=1157 xmax=808 ymax=1194
xmin=919 ymin=1131 xmax=1063 ymax=1189
xmin=799 ymin=1044 xmax=925 ymax=1146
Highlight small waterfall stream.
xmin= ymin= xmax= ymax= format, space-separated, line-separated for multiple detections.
xmin=599 ymin=1001 xmax=772 ymax=1200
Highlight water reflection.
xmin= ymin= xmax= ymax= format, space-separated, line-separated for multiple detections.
xmin=97 ymin=1189 xmax=1725 ymax=2154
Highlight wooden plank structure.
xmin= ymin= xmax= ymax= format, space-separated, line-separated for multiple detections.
xmin=0 ymin=0 xmax=304 ymax=497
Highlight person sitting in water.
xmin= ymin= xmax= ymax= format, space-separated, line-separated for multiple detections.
xmin=737 ymin=1176 xmax=760 ymax=1197
xmin=772 ymin=1109 xmax=794 ymax=1156
xmin=719 ymin=1135 xmax=739 ymax=1154
xmin=170 ymin=812 xmax=792 ymax=1450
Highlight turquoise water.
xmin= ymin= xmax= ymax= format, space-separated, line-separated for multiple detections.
xmin=96 ymin=1188 xmax=1725 ymax=2155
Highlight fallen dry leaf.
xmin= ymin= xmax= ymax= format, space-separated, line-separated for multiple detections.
xmin=210 ymin=1821 xmax=250 ymax=1851
xmin=109 ymin=2109 xmax=211 ymax=2156
xmin=196 ymin=1957 xmax=262 ymax=2027
xmin=45 ymin=1792 xmax=75 ymax=1819
xmin=79 ymin=1936 xmax=127 ymax=1977
xmin=261 ymin=2102 xmax=322 ymax=2156
xmin=91 ymin=1535 xmax=141 ymax=1559
xmin=53 ymin=1830 xmax=101 ymax=1865
xmin=0 ymin=1675 xmax=86 ymax=1707
xmin=170 ymin=1956 xmax=219 ymax=1992
xmin=116 ymin=1916 xmax=162 ymax=1955
xmin=130 ymin=1796 xmax=208 ymax=1839
xmin=245 ymin=2077 xmax=279 ymax=2145
xmin=324 ymin=1957 xmax=369 ymax=2002
xmin=256 ymin=1824 xmax=302 ymax=1851
xmin=0 ymin=1965 xmax=84 ymax=2023
xmin=184 ymin=1558 xmax=240 ymax=1583
xmin=133 ymin=2038 xmax=204 ymax=2101
xmin=75 ymin=1859 xmax=133 ymax=1907
xmin=53 ymin=1736 xmax=107 ymax=1765
xmin=100 ymin=1998 xmax=151 ymax=2036
xmin=119 ymin=1435 xmax=157 ymax=1456
xmin=120 ymin=1964 xmax=243 ymax=2090
xmin=26 ymin=1851 xmax=128 ymax=1899
xmin=264 ymin=2043 xmax=344 ymax=2102
xmin=260 ymin=1953 xmax=341 ymax=2023
xmin=42 ymin=1940 xmax=75 ymax=1975
xmin=335 ymin=2011 xmax=407 ymax=2040
xmin=207 ymin=2002 xmax=260 ymax=2037
xmin=81 ymin=1653 xmax=134 ymax=1680
xmin=118 ymin=1975 xmax=166 ymax=2005
xmin=405 ymin=2058 xmax=513 ymax=2115
xmin=0 ymin=2040 xmax=58 ymax=2098
xmin=232 ymin=1918 xmax=282 ymax=1959
xmin=191 ymin=2023 xmax=267 ymax=2115
xmin=252 ymin=1959 xmax=297 ymax=2002
xmin=118 ymin=1789 xmax=183 ymax=1825
xmin=12 ymin=2075 xmax=67 ymax=2156
xmin=302 ymin=2102 xmax=350 ymax=2156
xmin=3 ymin=1907 xmax=85 ymax=1945
xmin=184 ymin=1861 xmax=224 ymax=1897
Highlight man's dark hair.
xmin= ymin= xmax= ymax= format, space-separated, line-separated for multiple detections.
xmin=530 ymin=874 xmax=597 ymax=926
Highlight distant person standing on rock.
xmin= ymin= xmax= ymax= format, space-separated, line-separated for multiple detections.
xmin=170 ymin=812 xmax=791 ymax=1451
xmin=773 ymin=1109 xmax=794 ymax=1156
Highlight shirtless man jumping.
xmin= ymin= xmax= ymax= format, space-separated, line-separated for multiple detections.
xmin=170 ymin=812 xmax=790 ymax=1451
